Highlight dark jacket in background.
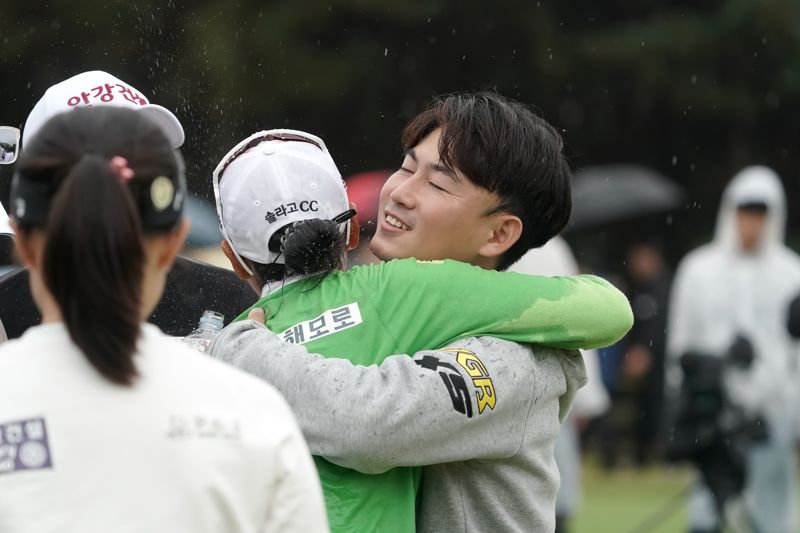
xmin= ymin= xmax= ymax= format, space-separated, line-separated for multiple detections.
xmin=0 ymin=256 xmax=258 ymax=339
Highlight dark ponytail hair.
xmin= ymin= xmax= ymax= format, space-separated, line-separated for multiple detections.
xmin=43 ymin=154 xmax=144 ymax=385
xmin=14 ymin=107 xmax=183 ymax=386
xmin=250 ymin=219 xmax=346 ymax=284
xmin=283 ymin=219 xmax=345 ymax=276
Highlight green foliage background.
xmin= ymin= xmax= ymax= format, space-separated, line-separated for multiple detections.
xmin=3 ymin=0 xmax=800 ymax=263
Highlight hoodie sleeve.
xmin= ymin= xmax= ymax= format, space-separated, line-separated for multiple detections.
xmin=209 ymin=321 xmax=579 ymax=474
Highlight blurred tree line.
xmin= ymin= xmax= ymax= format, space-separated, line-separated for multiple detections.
xmin=2 ymin=0 xmax=799 ymax=267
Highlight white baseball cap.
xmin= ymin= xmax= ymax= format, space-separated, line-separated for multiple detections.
xmin=213 ymin=129 xmax=350 ymax=275
xmin=23 ymin=70 xmax=184 ymax=149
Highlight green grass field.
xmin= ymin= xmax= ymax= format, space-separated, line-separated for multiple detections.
xmin=572 ymin=460 xmax=693 ymax=533
xmin=571 ymin=457 xmax=800 ymax=533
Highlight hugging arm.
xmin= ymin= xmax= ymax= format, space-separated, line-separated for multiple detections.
xmin=210 ymin=322 xmax=556 ymax=474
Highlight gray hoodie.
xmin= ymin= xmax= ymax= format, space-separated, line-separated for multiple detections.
xmin=210 ymin=322 xmax=586 ymax=532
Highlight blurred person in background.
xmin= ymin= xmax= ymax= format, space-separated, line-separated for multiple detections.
xmin=622 ymin=240 xmax=671 ymax=466
xmin=509 ymin=236 xmax=611 ymax=533
xmin=0 ymin=107 xmax=327 ymax=533
xmin=0 ymin=146 xmax=13 ymax=162
xmin=343 ymin=169 xmax=391 ymax=266
xmin=0 ymin=70 xmax=256 ymax=340
xmin=667 ymin=166 xmax=800 ymax=533
xmin=212 ymin=92 xmax=633 ymax=532
xmin=586 ymin=271 xmax=630 ymax=472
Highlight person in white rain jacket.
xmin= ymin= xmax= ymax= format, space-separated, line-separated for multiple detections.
xmin=667 ymin=166 xmax=800 ymax=533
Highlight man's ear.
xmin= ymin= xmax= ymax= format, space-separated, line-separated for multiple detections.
xmin=221 ymin=239 xmax=254 ymax=281
xmin=347 ymin=201 xmax=360 ymax=251
xmin=478 ymin=214 xmax=522 ymax=261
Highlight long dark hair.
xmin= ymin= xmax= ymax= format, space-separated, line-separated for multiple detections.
xmin=251 ymin=218 xmax=346 ymax=284
xmin=13 ymin=107 xmax=184 ymax=385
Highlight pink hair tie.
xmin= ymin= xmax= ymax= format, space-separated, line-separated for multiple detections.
xmin=110 ymin=156 xmax=134 ymax=182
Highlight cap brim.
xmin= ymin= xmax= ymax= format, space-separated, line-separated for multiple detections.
xmin=139 ymin=104 xmax=185 ymax=149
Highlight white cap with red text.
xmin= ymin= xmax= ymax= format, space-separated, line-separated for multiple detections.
xmin=23 ymin=70 xmax=184 ymax=148
xmin=213 ymin=129 xmax=349 ymax=267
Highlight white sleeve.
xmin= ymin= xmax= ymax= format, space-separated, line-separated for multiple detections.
xmin=570 ymin=348 xmax=609 ymax=418
xmin=262 ymin=406 xmax=329 ymax=533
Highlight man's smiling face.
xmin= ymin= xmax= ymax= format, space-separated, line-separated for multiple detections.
xmin=370 ymin=127 xmax=504 ymax=267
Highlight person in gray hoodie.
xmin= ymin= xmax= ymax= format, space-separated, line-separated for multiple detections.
xmin=211 ymin=91 xmax=633 ymax=532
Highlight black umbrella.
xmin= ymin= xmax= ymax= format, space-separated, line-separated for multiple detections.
xmin=569 ymin=164 xmax=685 ymax=229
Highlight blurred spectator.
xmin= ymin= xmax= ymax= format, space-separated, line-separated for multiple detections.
xmin=510 ymin=236 xmax=611 ymax=533
xmin=667 ymin=166 xmax=800 ymax=533
xmin=0 ymin=145 xmax=14 ymax=162
xmin=623 ymin=240 xmax=671 ymax=465
xmin=594 ymin=241 xmax=671 ymax=471
xmin=588 ymin=270 xmax=630 ymax=471
xmin=344 ymin=170 xmax=390 ymax=266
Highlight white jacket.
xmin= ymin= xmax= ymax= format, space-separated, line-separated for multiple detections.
xmin=0 ymin=323 xmax=328 ymax=533
xmin=667 ymin=166 xmax=800 ymax=418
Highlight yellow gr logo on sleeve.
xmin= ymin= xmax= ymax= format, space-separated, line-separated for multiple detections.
xmin=443 ymin=348 xmax=497 ymax=414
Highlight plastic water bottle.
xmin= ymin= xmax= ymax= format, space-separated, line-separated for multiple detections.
xmin=182 ymin=310 xmax=225 ymax=353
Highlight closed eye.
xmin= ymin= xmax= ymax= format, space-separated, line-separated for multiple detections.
xmin=429 ymin=181 xmax=448 ymax=192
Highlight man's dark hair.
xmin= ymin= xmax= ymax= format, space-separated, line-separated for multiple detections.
xmin=401 ymin=91 xmax=572 ymax=270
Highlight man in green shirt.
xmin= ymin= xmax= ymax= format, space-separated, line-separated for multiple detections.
xmin=211 ymin=91 xmax=632 ymax=532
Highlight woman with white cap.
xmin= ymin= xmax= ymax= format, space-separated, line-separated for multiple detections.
xmin=0 ymin=70 xmax=258 ymax=340
xmin=0 ymin=107 xmax=328 ymax=533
